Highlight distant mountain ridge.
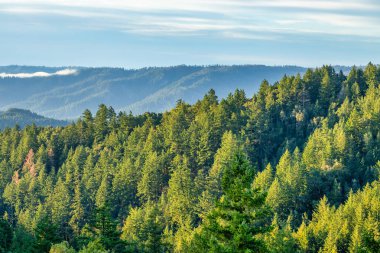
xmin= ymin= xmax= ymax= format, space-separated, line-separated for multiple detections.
xmin=0 ymin=108 xmax=69 ymax=129
xmin=0 ymin=65 xmax=350 ymax=119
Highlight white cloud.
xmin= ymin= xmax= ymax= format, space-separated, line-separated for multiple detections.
xmin=1 ymin=0 xmax=377 ymax=12
xmin=0 ymin=69 xmax=77 ymax=78
xmin=236 ymin=0 xmax=379 ymax=11
xmin=0 ymin=0 xmax=379 ymax=40
xmin=221 ymin=31 xmax=279 ymax=41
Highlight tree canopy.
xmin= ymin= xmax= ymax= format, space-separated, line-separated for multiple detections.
xmin=0 ymin=64 xmax=380 ymax=252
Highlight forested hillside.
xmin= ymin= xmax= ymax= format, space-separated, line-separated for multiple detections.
xmin=0 ymin=63 xmax=379 ymax=252
xmin=0 ymin=65 xmax=307 ymax=119
xmin=0 ymin=108 xmax=69 ymax=130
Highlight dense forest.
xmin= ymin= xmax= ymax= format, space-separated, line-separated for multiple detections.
xmin=0 ymin=63 xmax=380 ymax=252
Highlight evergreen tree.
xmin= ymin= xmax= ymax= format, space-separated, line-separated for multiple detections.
xmin=88 ymin=206 xmax=126 ymax=252
xmin=49 ymin=241 xmax=76 ymax=253
xmin=0 ymin=64 xmax=379 ymax=252
xmin=34 ymin=215 xmax=60 ymax=253
xmin=252 ymin=163 xmax=274 ymax=192
xmin=122 ymin=202 xmax=164 ymax=253
xmin=166 ymin=155 xmax=195 ymax=224
xmin=94 ymin=104 xmax=109 ymax=143
xmin=0 ymin=218 xmax=13 ymax=253
xmin=137 ymin=151 xmax=164 ymax=202
xmin=189 ymin=152 xmax=272 ymax=252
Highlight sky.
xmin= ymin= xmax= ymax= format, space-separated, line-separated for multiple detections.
xmin=0 ymin=0 xmax=379 ymax=68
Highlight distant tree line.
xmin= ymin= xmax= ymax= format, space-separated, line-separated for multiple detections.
xmin=0 ymin=108 xmax=68 ymax=130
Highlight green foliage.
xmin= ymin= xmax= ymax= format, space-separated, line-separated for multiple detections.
xmin=0 ymin=64 xmax=379 ymax=252
xmin=189 ymin=152 xmax=272 ymax=252
xmin=166 ymin=155 xmax=196 ymax=235
xmin=267 ymin=148 xmax=308 ymax=221
xmin=137 ymin=151 xmax=164 ymax=202
xmin=86 ymin=206 xmax=126 ymax=252
xmin=122 ymin=202 xmax=164 ymax=252
xmin=296 ymin=182 xmax=380 ymax=252
xmin=79 ymin=239 xmax=109 ymax=253
xmin=11 ymin=225 xmax=36 ymax=253
xmin=264 ymin=215 xmax=298 ymax=253
xmin=34 ymin=215 xmax=60 ymax=252
xmin=252 ymin=163 xmax=274 ymax=192
xmin=50 ymin=241 xmax=76 ymax=253
xmin=0 ymin=218 xmax=13 ymax=253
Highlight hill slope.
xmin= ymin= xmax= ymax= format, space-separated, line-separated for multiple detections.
xmin=0 ymin=65 xmax=308 ymax=119
xmin=0 ymin=108 xmax=69 ymax=129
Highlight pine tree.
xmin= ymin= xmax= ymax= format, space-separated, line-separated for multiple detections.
xmin=94 ymin=104 xmax=109 ymax=143
xmin=189 ymin=152 xmax=272 ymax=252
xmin=112 ymin=158 xmax=139 ymax=219
xmin=69 ymin=182 xmax=86 ymax=235
xmin=137 ymin=151 xmax=164 ymax=202
xmin=264 ymin=214 xmax=298 ymax=253
xmin=48 ymin=178 xmax=72 ymax=241
xmin=89 ymin=205 xmax=126 ymax=252
xmin=166 ymin=155 xmax=195 ymax=225
xmin=49 ymin=241 xmax=76 ymax=253
xmin=96 ymin=174 xmax=113 ymax=208
xmin=252 ymin=163 xmax=274 ymax=192
xmin=0 ymin=218 xmax=13 ymax=253
xmin=34 ymin=214 xmax=60 ymax=252
xmin=267 ymin=149 xmax=308 ymax=222
xmin=165 ymin=155 xmax=197 ymax=251
xmin=121 ymin=202 xmax=164 ymax=253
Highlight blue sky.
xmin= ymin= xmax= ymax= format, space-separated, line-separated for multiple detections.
xmin=0 ymin=0 xmax=379 ymax=68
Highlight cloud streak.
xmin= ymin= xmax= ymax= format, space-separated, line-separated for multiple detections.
xmin=0 ymin=0 xmax=379 ymax=67
xmin=0 ymin=0 xmax=379 ymax=40
xmin=1 ymin=0 xmax=378 ymax=12
xmin=0 ymin=69 xmax=78 ymax=78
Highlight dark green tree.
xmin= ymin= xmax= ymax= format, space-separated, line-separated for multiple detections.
xmin=34 ymin=215 xmax=60 ymax=253
xmin=88 ymin=205 xmax=126 ymax=252
xmin=189 ymin=152 xmax=272 ymax=252
xmin=0 ymin=218 xmax=13 ymax=253
xmin=94 ymin=104 xmax=109 ymax=143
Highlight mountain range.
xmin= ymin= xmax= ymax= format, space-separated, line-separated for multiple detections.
xmin=0 ymin=65 xmax=352 ymax=120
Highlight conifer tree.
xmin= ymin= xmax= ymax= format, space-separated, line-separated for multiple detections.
xmin=137 ymin=151 xmax=164 ymax=202
xmin=0 ymin=218 xmax=13 ymax=253
xmin=34 ymin=214 xmax=60 ymax=252
xmin=122 ymin=202 xmax=164 ymax=253
xmin=189 ymin=152 xmax=272 ymax=252
xmin=88 ymin=205 xmax=126 ymax=252
xmin=94 ymin=104 xmax=109 ymax=143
